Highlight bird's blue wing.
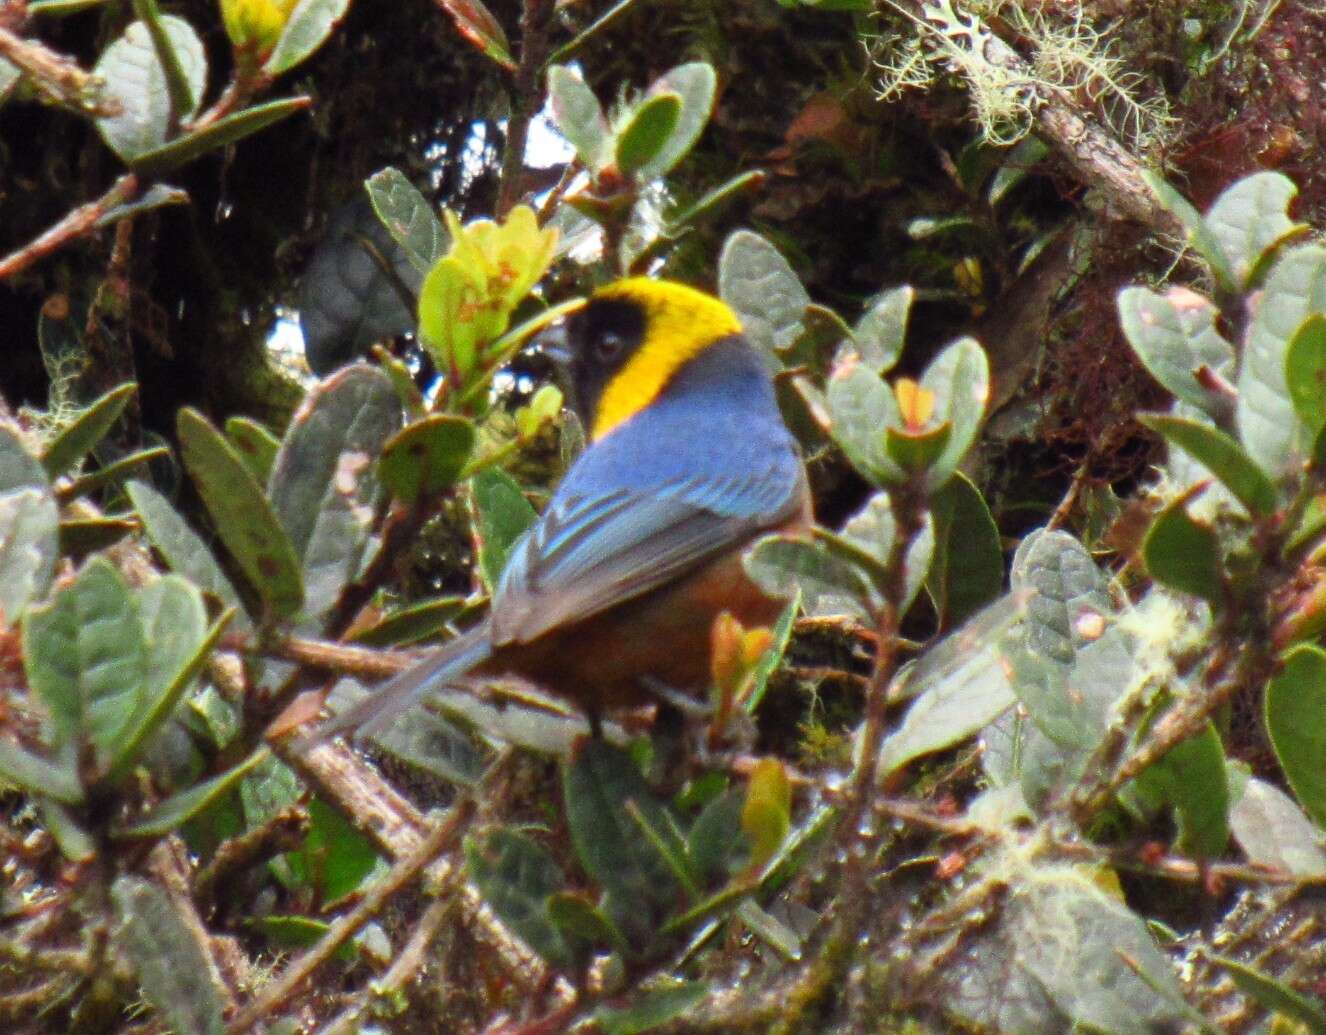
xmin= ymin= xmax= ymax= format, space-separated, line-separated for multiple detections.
xmin=489 ymin=469 xmax=802 ymax=645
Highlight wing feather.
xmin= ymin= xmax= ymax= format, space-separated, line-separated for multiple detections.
xmin=489 ymin=472 xmax=798 ymax=645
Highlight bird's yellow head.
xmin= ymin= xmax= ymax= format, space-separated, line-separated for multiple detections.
xmin=549 ymin=278 xmax=743 ymax=441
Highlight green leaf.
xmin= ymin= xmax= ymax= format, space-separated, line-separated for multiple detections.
xmin=95 ymin=183 xmax=190 ymax=226
xmin=927 ymin=472 xmax=1002 ymax=628
xmin=1141 ymin=413 xmax=1279 ymax=517
xmin=635 ymin=62 xmax=716 ymax=179
xmin=564 ymin=740 xmax=683 ymax=951
xmin=1133 ymin=719 xmax=1230 ymax=857
xmin=685 ymin=787 xmax=746 ymax=883
xmin=364 ymin=167 xmax=447 ymax=274
xmin=743 ymin=592 xmax=798 ymax=713
xmin=1285 ymin=313 xmax=1326 ymax=438
xmin=108 ymin=602 xmax=233 ymax=785
xmin=594 ymin=980 xmax=709 ymax=1035
xmin=417 ymin=255 xmax=504 ymax=380
xmin=1208 ymin=956 xmax=1326 ymax=1034
xmin=59 ymin=515 xmax=137 ymax=554
xmin=225 ymin=416 xmax=280 ymax=484
xmin=921 ymin=336 xmax=989 ymax=490
xmin=268 ymin=365 xmax=401 ymax=624
xmin=1004 ymin=530 xmax=1122 ymax=754
xmin=1229 ymin=775 xmax=1326 ymax=877
xmin=547 ymin=65 xmax=610 ymax=170
xmin=38 ymin=798 xmax=96 ymax=861
xmin=177 ymin=408 xmax=304 ymax=618
xmin=300 ymin=798 xmax=382 ymax=904
xmin=59 ymin=445 xmax=169 ymax=501
xmin=547 ymin=892 xmax=625 ymax=952
xmin=263 ymin=0 xmax=352 ymax=76
xmin=1204 ymin=171 xmax=1303 ymax=289
xmin=614 ymin=92 xmax=682 ymax=176
xmin=718 ymin=230 xmax=809 ymax=357
xmin=23 ymin=557 xmax=147 ymax=757
xmin=940 ymin=853 xmax=1187 ymax=1034
xmin=741 ymin=758 xmax=790 ymax=872
xmin=379 ymin=414 xmax=476 ymax=504
xmin=132 ymin=97 xmax=311 ymax=174
xmin=835 ymin=492 xmax=935 ymax=609
xmin=744 ymin=533 xmax=874 ymax=623
xmin=1117 ymin=286 xmax=1235 ymax=417
xmin=466 ymin=829 xmax=580 ymax=967
xmin=852 ymin=285 xmax=912 ymax=376
xmin=884 ymin=421 xmax=952 ymax=475
xmin=350 ymin=595 xmax=470 ymax=647
xmin=1142 ymin=170 xmax=1237 ymax=298
xmin=1265 ymin=643 xmax=1326 ymax=828
xmin=470 ymin=466 xmax=536 ymax=593
xmin=1237 ymin=245 xmax=1326 ymax=480
xmin=28 ymin=0 xmax=115 ymax=14
xmin=111 ymin=877 xmax=226 ymax=1035
xmin=814 ymin=362 xmax=903 ymax=484
xmin=0 ymin=737 xmax=84 ymax=804
xmin=1142 ymin=493 xmax=1223 ymax=603
xmin=254 ymin=915 xmax=342 ymax=954
xmin=126 ymin=480 xmax=251 ymax=628
xmin=434 ymin=0 xmax=515 ymax=69
xmin=41 ymin=382 xmax=135 ymax=478
xmin=94 ymin=16 xmax=206 ymax=162
xmin=665 ymin=170 xmax=766 ymax=233
xmin=372 ymin=704 xmax=488 ymax=787
xmin=0 ymin=426 xmax=59 ymax=622
xmin=987 ymin=135 xmax=1049 ymax=206
xmin=115 ymin=747 xmax=269 ymax=838
xmin=878 ymin=596 xmax=1020 ymax=776
xmin=130 ymin=0 xmax=199 ymax=125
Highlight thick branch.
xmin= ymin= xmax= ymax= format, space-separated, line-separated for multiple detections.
xmin=496 ymin=0 xmax=553 ymax=216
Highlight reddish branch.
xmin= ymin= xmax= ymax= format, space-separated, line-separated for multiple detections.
xmin=0 ymin=174 xmax=139 ymax=282
xmin=0 ymin=25 xmax=121 ymax=116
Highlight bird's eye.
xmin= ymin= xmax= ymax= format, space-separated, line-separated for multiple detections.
xmin=594 ymin=331 xmax=625 ymax=362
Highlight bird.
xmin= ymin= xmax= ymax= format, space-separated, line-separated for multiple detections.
xmin=313 ymin=277 xmax=811 ymax=744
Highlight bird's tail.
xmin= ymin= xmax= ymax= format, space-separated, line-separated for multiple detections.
xmin=306 ymin=624 xmax=493 ymax=746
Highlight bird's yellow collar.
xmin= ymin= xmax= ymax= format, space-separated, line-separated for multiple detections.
xmin=590 ymin=279 xmax=742 ymax=440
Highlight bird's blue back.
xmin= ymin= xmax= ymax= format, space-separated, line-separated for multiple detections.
xmin=553 ymin=336 xmax=801 ymax=517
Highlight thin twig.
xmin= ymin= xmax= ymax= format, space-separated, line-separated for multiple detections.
xmin=277 ymin=739 xmax=550 ymax=991
xmin=320 ymin=893 xmax=455 ymax=1035
xmin=0 ymin=26 xmax=120 ymax=115
xmin=145 ymin=838 xmax=240 ymax=1015
xmin=1070 ymin=630 xmax=1275 ymax=825
xmin=225 ymin=794 xmax=478 ymax=1033
xmin=0 ymin=174 xmax=140 ymax=282
xmin=260 ymin=632 xmax=419 ymax=681
xmin=193 ymin=805 xmax=310 ymax=911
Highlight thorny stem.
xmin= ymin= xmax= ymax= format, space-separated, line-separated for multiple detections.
xmin=496 ymin=0 xmax=553 ymax=217
xmin=0 ymin=174 xmax=139 ymax=282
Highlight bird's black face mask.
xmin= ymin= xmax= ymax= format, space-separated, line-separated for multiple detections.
xmin=539 ymin=297 xmax=646 ymax=427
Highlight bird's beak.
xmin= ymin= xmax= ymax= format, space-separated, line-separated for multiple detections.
xmin=535 ymin=323 xmax=573 ymax=368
